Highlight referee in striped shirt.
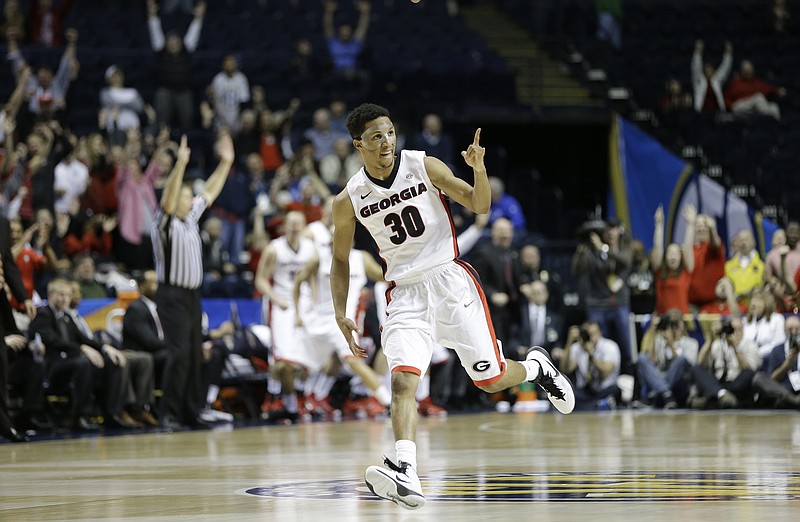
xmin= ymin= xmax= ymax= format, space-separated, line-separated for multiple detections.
xmin=152 ymin=134 xmax=234 ymax=431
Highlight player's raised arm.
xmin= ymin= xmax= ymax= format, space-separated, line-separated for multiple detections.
xmin=330 ymin=190 xmax=365 ymax=357
xmin=425 ymin=128 xmax=490 ymax=214
xmin=160 ymin=135 xmax=190 ymax=214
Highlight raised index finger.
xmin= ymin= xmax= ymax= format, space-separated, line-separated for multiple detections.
xmin=473 ymin=128 xmax=482 ymax=146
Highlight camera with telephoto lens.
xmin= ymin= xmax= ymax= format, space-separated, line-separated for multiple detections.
xmin=579 ymin=327 xmax=591 ymax=343
xmin=719 ymin=318 xmax=736 ymax=337
xmin=656 ymin=318 xmax=678 ymax=332
xmin=576 ymin=218 xmax=608 ymax=244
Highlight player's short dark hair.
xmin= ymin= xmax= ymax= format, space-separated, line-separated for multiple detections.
xmin=346 ymin=103 xmax=391 ymax=139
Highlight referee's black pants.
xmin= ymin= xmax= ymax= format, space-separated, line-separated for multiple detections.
xmin=157 ymin=284 xmax=204 ymax=424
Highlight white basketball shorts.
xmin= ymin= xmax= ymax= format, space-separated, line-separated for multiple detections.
xmin=382 ymin=261 xmax=506 ymax=387
xmin=269 ymin=303 xmax=323 ymax=371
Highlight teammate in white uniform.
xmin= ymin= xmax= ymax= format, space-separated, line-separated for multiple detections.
xmin=255 ymin=210 xmax=316 ymax=420
xmin=330 ymin=103 xmax=575 ymax=510
xmin=293 ymin=197 xmax=393 ymax=414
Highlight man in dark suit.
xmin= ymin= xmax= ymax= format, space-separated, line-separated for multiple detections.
xmin=519 ymin=244 xmax=563 ymax=313
xmin=515 ymin=280 xmax=565 ymax=358
xmin=68 ymin=281 xmax=156 ymax=428
xmin=470 ymin=218 xmax=522 ymax=360
xmin=122 ymin=270 xmax=168 ymax=388
xmin=29 ymin=278 xmax=129 ymax=431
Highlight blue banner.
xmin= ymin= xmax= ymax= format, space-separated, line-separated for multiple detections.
xmin=608 ymin=115 xmax=779 ymax=255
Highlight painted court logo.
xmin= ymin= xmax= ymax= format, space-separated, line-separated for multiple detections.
xmin=243 ymin=471 xmax=800 ymax=502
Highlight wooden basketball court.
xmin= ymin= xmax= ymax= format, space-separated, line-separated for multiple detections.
xmin=2 ymin=410 xmax=799 ymax=521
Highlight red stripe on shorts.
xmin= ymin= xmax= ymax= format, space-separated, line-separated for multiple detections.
xmin=391 ymin=365 xmax=422 ymax=376
xmin=384 ymin=280 xmax=397 ymax=311
xmin=454 ymin=259 xmax=506 ymax=383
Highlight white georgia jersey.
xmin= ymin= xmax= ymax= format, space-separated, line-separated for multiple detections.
xmin=270 ymin=235 xmax=316 ymax=303
xmin=346 ymin=150 xmax=457 ymax=283
xmin=307 ymin=220 xmax=332 ymax=256
xmin=307 ymin=220 xmax=367 ymax=317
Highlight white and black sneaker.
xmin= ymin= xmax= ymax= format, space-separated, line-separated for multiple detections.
xmin=198 ymin=406 xmax=234 ymax=423
xmin=365 ymin=457 xmax=426 ymax=510
xmin=527 ymin=346 xmax=575 ymax=414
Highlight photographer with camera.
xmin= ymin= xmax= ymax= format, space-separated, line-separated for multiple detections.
xmin=637 ymin=309 xmax=698 ymax=408
xmin=688 ymin=316 xmax=760 ymax=408
xmin=552 ymin=321 xmax=621 ymax=410
xmin=571 ymin=218 xmax=633 ymax=373
xmin=752 ymin=315 xmax=800 ymax=408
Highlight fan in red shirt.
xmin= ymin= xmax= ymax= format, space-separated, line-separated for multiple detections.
xmin=689 ymin=213 xmax=726 ymax=308
xmin=651 ymin=205 xmax=695 ymax=314
xmin=9 ymin=218 xmax=52 ymax=307
xmin=724 ymin=59 xmax=786 ymax=120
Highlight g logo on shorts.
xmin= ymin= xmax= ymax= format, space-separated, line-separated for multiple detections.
xmin=472 ymin=360 xmax=491 ymax=372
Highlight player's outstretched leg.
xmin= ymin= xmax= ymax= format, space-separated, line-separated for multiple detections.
xmin=365 ymin=457 xmax=426 ymax=510
xmin=526 ymin=346 xmax=575 ymax=414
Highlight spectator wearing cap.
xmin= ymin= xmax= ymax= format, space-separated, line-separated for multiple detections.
xmin=99 ymin=65 xmax=145 ymax=147
xmin=572 ymin=218 xmax=634 ymax=372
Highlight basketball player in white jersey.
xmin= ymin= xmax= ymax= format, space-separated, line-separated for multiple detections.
xmin=255 ymin=210 xmax=316 ymax=421
xmin=330 ymin=103 xmax=575 ymax=510
xmin=293 ymin=197 xmax=393 ymax=415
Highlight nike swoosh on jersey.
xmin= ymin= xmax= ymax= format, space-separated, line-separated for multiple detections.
xmin=360 ymin=191 xmax=372 ymax=199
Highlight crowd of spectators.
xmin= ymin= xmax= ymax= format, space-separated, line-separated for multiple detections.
xmin=659 ymin=38 xmax=788 ymax=124
xmin=1 ymin=0 xmax=799 ymax=443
